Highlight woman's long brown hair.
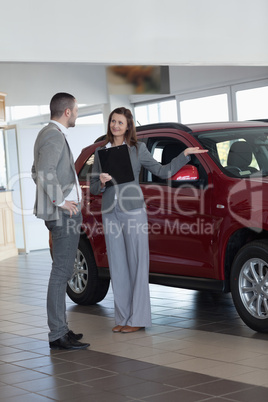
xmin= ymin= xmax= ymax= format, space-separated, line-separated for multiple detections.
xmin=104 ymin=107 xmax=137 ymax=148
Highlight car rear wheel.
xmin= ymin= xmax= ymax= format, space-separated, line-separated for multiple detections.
xmin=230 ymin=240 xmax=268 ymax=333
xmin=67 ymin=236 xmax=110 ymax=305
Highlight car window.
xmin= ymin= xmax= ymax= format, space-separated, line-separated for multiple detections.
xmin=78 ymin=154 xmax=95 ymax=181
xmin=216 ymin=140 xmax=259 ymax=171
xmin=141 ymin=137 xmax=207 ymax=186
xmin=151 ymin=146 xmax=163 ymax=163
xmin=197 ymin=128 xmax=268 ymax=178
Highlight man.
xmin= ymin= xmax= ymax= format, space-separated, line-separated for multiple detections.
xmin=32 ymin=92 xmax=89 ymax=350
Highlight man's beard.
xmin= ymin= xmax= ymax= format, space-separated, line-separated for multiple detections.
xmin=67 ymin=118 xmax=76 ymax=128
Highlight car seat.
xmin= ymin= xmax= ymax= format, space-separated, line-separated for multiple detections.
xmin=161 ymin=143 xmax=186 ymax=164
xmin=227 ymin=141 xmax=258 ymax=174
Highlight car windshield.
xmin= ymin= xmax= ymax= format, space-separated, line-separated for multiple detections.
xmin=197 ymin=128 xmax=268 ymax=178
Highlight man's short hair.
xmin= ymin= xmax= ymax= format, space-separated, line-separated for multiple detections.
xmin=50 ymin=93 xmax=76 ymax=119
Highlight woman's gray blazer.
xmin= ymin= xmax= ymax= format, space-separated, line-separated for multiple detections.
xmin=90 ymin=141 xmax=190 ymax=213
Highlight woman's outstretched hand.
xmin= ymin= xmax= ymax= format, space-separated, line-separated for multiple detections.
xmin=184 ymin=147 xmax=208 ymax=156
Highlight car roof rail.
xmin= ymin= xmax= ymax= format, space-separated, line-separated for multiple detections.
xmin=248 ymin=119 xmax=268 ymax=123
xmin=136 ymin=122 xmax=192 ymax=133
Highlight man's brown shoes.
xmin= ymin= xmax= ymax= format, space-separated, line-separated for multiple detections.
xmin=112 ymin=325 xmax=144 ymax=333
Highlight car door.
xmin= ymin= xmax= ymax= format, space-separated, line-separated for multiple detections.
xmin=140 ymin=134 xmax=216 ymax=279
xmin=77 ymin=147 xmax=108 ymax=267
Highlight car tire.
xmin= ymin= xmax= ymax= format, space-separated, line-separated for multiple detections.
xmin=230 ymin=240 xmax=268 ymax=333
xmin=67 ymin=236 xmax=110 ymax=305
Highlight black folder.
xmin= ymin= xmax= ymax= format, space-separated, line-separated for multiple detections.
xmin=98 ymin=144 xmax=134 ymax=186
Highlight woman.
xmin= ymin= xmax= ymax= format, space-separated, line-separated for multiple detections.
xmin=90 ymin=107 xmax=208 ymax=333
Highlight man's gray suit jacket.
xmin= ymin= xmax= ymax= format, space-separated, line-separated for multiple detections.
xmin=31 ymin=123 xmax=77 ymax=221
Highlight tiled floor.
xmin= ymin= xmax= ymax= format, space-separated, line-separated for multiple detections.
xmin=0 ymin=251 xmax=268 ymax=401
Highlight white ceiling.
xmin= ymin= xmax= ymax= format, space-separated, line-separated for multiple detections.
xmin=1 ymin=0 xmax=268 ymax=65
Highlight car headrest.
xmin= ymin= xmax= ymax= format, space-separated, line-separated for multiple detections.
xmin=162 ymin=143 xmax=185 ymax=164
xmin=227 ymin=141 xmax=253 ymax=169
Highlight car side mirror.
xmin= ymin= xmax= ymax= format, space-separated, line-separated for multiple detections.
xmin=169 ymin=165 xmax=199 ymax=181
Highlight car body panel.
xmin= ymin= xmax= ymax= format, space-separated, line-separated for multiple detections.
xmin=75 ymin=120 xmax=268 ymax=289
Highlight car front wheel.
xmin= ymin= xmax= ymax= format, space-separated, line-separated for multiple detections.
xmin=230 ymin=240 xmax=268 ymax=333
xmin=67 ymin=236 xmax=110 ymax=305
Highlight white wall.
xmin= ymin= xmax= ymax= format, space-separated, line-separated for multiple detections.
xmin=169 ymin=66 xmax=268 ymax=94
xmin=2 ymin=64 xmax=268 ymax=109
xmin=1 ymin=0 xmax=268 ymax=65
xmin=0 ymin=63 xmax=108 ymax=106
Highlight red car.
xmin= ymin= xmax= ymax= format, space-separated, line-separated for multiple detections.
xmin=67 ymin=121 xmax=268 ymax=333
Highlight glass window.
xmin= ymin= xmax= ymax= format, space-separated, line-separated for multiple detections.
xmin=39 ymin=105 xmax=50 ymax=115
xmin=0 ymin=130 xmax=7 ymax=189
xmin=142 ymin=137 xmax=207 ymax=186
xmin=144 ymin=138 xmax=187 ymax=183
xmin=76 ymin=113 xmax=104 ymax=125
xmin=134 ymin=99 xmax=177 ymax=125
xmin=216 ymin=140 xmax=259 ymax=170
xmin=78 ymin=154 xmax=95 ymax=181
xmin=135 ymin=104 xmax=148 ymax=125
xmin=197 ymin=128 xmax=267 ymax=178
xmin=6 ymin=105 xmax=49 ymax=122
xmin=153 ymin=147 xmax=162 ymax=163
xmin=6 ymin=104 xmax=95 ymax=122
xmin=236 ymin=86 xmax=268 ymax=121
xmin=159 ymin=100 xmax=178 ymax=122
xmin=9 ymin=106 xmax=41 ymax=120
xmin=148 ymin=103 xmax=159 ymax=124
xmin=180 ymin=94 xmax=229 ymax=124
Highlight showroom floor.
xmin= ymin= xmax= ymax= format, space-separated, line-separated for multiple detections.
xmin=0 ymin=250 xmax=267 ymax=401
